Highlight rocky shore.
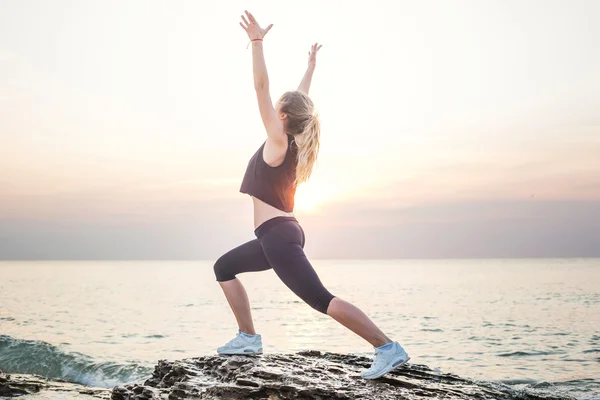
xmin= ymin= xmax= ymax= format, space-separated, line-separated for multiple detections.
xmin=0 ymin=351 xmax=572 ymax=399
xmin=0 ymin=367 xmax=111 ymax=399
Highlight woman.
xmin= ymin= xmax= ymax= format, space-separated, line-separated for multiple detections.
xmin=213 ymin=10 xmax=410 ymax=380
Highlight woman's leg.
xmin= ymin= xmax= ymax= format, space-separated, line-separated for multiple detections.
xmin=259 ymin=221 xmax=392 ymax=348
xmin=214 ymin=238 xmax=272 ymax=334
xmin=219 ymin=279 xmax=256 ymax=334
xmin=326 ymin=297 xmax=391 ymax=348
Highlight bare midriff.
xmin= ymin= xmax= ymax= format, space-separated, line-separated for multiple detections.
xmin=251 ymin=195 xmax=295 ymax=230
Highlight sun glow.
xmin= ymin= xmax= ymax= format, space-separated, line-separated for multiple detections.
xmin=294 ymin=180 xmax=337 ymax=213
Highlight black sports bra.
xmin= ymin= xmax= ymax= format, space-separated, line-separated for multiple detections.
xmin=239 ymin=134 xmax=298 ymax=212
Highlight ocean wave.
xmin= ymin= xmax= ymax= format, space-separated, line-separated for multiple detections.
xmin=583 ymin=349 xmax=600 ymax=354
xmin=0 ymin=335 xmax=152 ymax=388
xmin=497 ymin=350 xmax=564 ymax=357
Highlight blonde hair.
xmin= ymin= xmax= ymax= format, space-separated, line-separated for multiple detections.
xmin=277 ymin=90 xmax=321 ymax=187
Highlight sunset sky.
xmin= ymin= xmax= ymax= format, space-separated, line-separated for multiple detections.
xmin=1 ymin=0 xmax=599 ymax=259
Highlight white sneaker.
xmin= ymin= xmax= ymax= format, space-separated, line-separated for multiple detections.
xmin=217 ymin=330 xmax=263 ymax=355
xmin=361 ymin=341 xmax=410 ymax=379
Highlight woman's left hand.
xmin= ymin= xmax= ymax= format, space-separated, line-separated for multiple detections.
xmin=239 ymin=10 xmax=273 ymax=40
xmin=308 ymin=43 xmax=323 ymax=68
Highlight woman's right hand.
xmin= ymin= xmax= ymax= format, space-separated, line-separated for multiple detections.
xmin=239 ymin=10 xmax=273 ymax=40
xmin=308 ymin=43 xmax=323 ymax=68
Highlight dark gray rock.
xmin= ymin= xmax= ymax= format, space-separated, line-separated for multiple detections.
xmin=112 ymin=351 xmax=572 ymax=400
xmin=0 ymin=368 xmax=111 ymax=399
xmin=0 ymin=352 xmax=573 ymax=399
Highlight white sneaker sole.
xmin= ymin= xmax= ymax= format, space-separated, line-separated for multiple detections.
xmin=217 ymin=347 xmax=263 ymax=355
xmin=361 ymin=355 xmax=410 ymax=379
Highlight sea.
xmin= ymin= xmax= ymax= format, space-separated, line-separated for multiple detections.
xmin=0 ymin=259 xmax=598 ymax=399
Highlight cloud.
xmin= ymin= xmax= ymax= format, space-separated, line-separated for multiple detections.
xmin=299 ymin=199 xmax=600 ymax=258
xmin=1 ymin=199 xmax=598 ymax=260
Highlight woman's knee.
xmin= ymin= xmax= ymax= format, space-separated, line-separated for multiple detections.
xmin=213 ymin=255 xmax=235 ymax=282
xmin=307 ymin=291 xmax=335 ymax=315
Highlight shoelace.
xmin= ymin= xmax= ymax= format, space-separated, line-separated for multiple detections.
xmin=369 ymin=346 xmax=397 ymax=369
xmin=224 ymin=332 xmax=243 ymax=347
xmin=371 ymin=354 xmax=388 ymax=369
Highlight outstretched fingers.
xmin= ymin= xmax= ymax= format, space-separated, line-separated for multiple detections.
xmin=241 ymin=14 xmax=250 ymax=27
xmin=245 ymin=10 xmax=256 ymax=25
xmin=240 ymin=10 xmax=273 ymax=38
xmin=309 ymin=43 xmax=323 ymax=56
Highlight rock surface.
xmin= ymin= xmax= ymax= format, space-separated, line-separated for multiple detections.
xmin=1 ymin=353 xmax=573 ymax=400
xmin=113 ymin=351 xmax=571 ymax=400
xmin=0 ymin=368 xmax=111 ymax=399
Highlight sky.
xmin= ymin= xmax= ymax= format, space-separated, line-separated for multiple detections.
xmin=1 ymin=0 xmax=599 ymax=259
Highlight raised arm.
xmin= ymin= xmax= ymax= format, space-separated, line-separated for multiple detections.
xmin=239 ymin=10 xmax=286 ymax=145
xmin=298 ymin=43 xmax=322 ymax=95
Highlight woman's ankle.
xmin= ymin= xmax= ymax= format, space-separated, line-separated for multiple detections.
xmin=239 ymin=328 xmax=257 ymax=336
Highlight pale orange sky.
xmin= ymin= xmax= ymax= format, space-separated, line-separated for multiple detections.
xmin=1 ymin=1 xmax=599 ymax=259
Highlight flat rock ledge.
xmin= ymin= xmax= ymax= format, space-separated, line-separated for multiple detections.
xmin=1 ymin=352 xmax=572 ymax=400
xmin=112 ymin=351 xmax=570 ymax=400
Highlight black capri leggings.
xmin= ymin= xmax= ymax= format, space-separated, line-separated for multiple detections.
xmin=214 ymin=216 xmax=335 ymax=314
